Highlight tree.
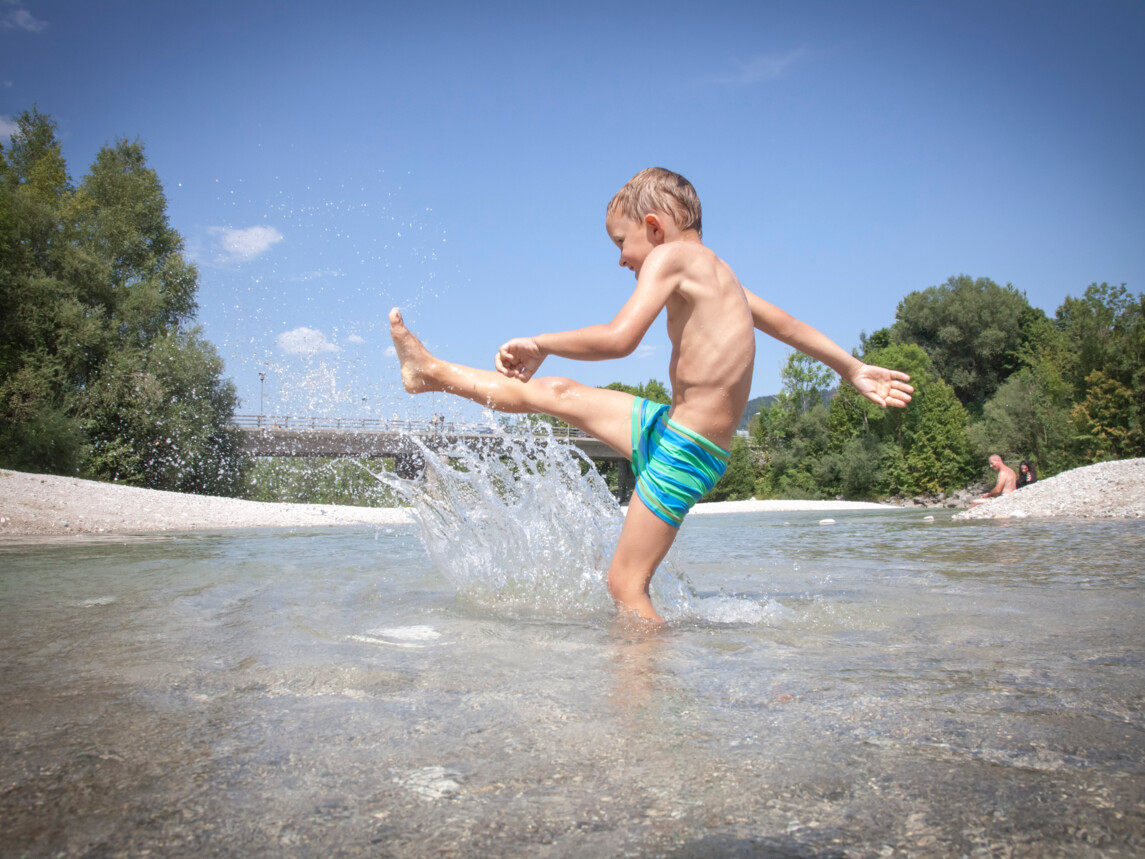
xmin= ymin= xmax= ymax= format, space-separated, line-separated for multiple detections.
xmin=1056 ymin=283 xmax=1144 ymax=423
xmin=75 ymin=139 xmax=199 ymax=341
xmin=752 ymin=400 xmax=832 ymax=499
xmin=81 ymin=328 xmax=245 ymax=494
xmin=891 ymin=275 xmax=1031 ymax=412
xmin=776 ymin=351 xmax=835 ymax=414
xmin=1071 ymin=370 xmax=1144 ymax=462
xmin=903 ymin=377 xmax=977 ymax=494
xmin=0 ymin=109 xmax=245 ymax=493
xmin=603 ymin=379 xmax=671 ymax=404
xmin=828 ymin=343 xmax=974 ymax=496
xmin=0 ymin=108 xmax=87 ymax=472
xmin=969 ymin=368 xmax=1075 ymax=476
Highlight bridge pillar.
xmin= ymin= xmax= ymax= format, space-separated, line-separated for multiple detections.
xmin=617 ymin=459 xmax=633 ymax=503
xmin=392 ymin=450 xmax=425 ymax=480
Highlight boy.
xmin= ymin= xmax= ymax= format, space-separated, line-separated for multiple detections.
xmin=390 ymin=167 xmax=913 ymax=623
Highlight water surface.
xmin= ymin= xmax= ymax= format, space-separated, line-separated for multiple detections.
xmin=2 ymin=508 xmax=1142 ymax=857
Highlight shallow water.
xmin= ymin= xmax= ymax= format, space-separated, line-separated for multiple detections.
xmin=2 ymin=506 xmax=1143 ymax=857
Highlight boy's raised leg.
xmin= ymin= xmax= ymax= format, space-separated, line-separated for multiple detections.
xmin=389 ymin=308 xmax=634 ymax=455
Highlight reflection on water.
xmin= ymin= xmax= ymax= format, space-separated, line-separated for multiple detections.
xmin=2 ymin=508 xmax=1143 ymax=856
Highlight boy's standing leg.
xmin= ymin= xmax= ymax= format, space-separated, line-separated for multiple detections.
xmin=390 ymin=308 xmax=674 ymax=621
xmin=607 ymin=495 xmax=677 ymax=622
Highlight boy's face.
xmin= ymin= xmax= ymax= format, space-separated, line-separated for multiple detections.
xmin=606 ymin=212 xmax=656 ymax=278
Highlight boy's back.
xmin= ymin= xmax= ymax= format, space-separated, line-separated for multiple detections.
xmin=654 ymin=240 xmax=755 ymax=451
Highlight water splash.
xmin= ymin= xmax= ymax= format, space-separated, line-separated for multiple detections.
xmin=372 ymin=427 xmax=705 ymax=621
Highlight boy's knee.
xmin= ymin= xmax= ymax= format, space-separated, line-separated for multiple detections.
xmin=607 ymin=567 xmax=647 ymax=604
xmin=534 ymin=376 xmax=573 ymax=399
xmin=527 ymin=376 xmax=580 ymax=413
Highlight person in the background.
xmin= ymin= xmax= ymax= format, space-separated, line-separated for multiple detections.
xmin=972 ymin=454 xmax=1017 ymax=504
xmin=1017 ymin=460 xmax=1038 ymax=488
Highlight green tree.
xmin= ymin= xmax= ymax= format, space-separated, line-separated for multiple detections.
xmin=245 ymin=456 xmax=400 ymax=506
xmin=892 ymin=275 xmax=1031 ymax=412
xmin=603 ymin=379 xmax=671 ymax=404
xmin=753 ymin=400 xmax=832 ymax=499
xmin=903 ymin=377 xmax=977 ymax=494
xmin=1071 ymin=370 xmax=1144 ymax=461
xmin=1056 ymin=284 xmax=1138 ymax=388
xmin=824 ymin=434 xmax=886 ymax=499
xmin=1056 ymin=284 xmax=1145 ymax=439
xmin=0 ymin=109 xmax=245 ymax=493
xmin=969 ymin=368 xmax=1075 ymax=475
xmin=828 ymin=343 xmax=974 ymax=496
xmin=75 ymin=139 xmax=199 ymax=341
xmin=776 ymin=351 xmax=834 ymax=414
xmin=0 ymin=108 xmax=88 ymax=472
xmin=81 ymin=329 xmax=245 ymax=494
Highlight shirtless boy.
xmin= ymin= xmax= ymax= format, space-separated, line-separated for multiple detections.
xmin=390 ymin=167 xmax=913 ymax=622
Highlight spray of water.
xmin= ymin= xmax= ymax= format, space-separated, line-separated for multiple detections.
xmin=371 ymin=426 xmax=708 ymax=621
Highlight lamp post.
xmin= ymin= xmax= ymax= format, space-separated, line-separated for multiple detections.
xmin=259 ymin=372 xmax=266 ymax=427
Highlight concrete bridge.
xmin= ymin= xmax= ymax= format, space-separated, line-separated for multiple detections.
xmin=233 ymin=415 xmax=633 ymax=496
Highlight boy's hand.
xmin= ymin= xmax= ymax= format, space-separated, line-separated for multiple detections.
xmin=496 ymin=337 xmax=546 ymax=380
xmin=851 ymin=364 xmax=913 ymax=408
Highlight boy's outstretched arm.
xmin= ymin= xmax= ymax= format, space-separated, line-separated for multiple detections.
xmin=496 ymin=318 xmax=651 ymax=381
xmin=496 ymin=248 xmax=683 ymax=380
xmin=744 ymin=288 xmax=913 ymax=408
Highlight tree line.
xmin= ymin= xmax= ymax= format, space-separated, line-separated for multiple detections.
xmin=700 ymin=275 xmax=1144 ymax=502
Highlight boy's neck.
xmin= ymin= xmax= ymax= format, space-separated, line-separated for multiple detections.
xmin=659 ymin=225 xmax=703 ymax=245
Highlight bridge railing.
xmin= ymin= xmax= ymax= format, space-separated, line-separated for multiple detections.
xmin=230 ymin=414 xmax=592 ymax=439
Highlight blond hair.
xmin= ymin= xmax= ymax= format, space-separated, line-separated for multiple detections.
xmin=607 ymin=167 xmax=702 ymax=237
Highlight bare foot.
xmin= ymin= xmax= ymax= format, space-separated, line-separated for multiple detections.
xmin=389 ymin=308 xmax=440 ymax=394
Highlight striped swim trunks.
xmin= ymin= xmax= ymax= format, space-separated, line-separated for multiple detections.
xmin=631 ymin=398 xmax=730 ymax=528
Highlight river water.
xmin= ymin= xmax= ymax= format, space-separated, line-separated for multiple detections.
xmin=2 ymin=448 xmax=1143 ymax=856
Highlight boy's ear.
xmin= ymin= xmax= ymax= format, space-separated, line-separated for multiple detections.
xmin=644 ymin=213 xmax=666 ymax=239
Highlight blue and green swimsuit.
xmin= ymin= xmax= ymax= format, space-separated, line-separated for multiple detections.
xmin=631 ymin=397 xmax=730 ymax=528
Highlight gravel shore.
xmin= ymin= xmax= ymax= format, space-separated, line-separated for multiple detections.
xmin=0 ymin=468 xmax=414 ymax=538
xmin=2 ymin=459 xmax=1141 ymax=540
xmin=954 ymin=458 xmax=1145 ymax=520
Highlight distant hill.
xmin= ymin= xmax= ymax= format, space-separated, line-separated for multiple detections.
xmin=737 ymin=390 xmax=837 ymax=432
xmin=738 ymin=394 xmax=777 ymax=431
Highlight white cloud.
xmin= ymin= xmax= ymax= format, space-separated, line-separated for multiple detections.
xmin=209 ymin=225 xmax=283 ymax=263
xmin=346 ymin=334 xmax=365 ymax=345
xmin=0 ymin=115 xmax=17 ymax=141
xmin=700 ymin=48 xmax=805 ymax=86
xmin=2 ymin=9 xmax=48 ymax=32
xmin=634 ymin=344 xmax=656 ymax=359
xmin=276 ymin=327 xmax=340 ymax=356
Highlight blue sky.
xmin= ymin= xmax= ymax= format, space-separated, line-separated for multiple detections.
xmin=3 ymin=0 xmax=1143 ymax=423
